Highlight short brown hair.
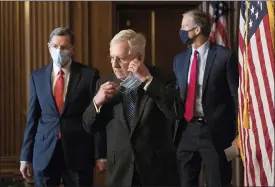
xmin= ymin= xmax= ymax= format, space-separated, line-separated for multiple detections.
xmin=184 ymin=9 xmax=212 ymax=37
xmin=49 ymin=27 xmax=74 ymax=45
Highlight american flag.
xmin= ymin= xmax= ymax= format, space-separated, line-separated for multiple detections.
xmin=209 ymin=1 xmax=229 ymax=47
xmin=238 ymin=1 xmax=275 ymax=186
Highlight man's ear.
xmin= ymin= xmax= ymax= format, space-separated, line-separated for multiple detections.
xmin=70 ymin=45 xmax=75 ymax=56
xmin=195 ymin=26 xmax=202 ymax=35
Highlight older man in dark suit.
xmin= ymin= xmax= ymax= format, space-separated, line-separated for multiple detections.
xmin=83 ymin=29 xmax=182 ymax=187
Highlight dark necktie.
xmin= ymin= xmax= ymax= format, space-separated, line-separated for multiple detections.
xmin=184 ymin=50 xmax=198 ymax=122
xmin=123 ymin=90 xmax=136 ymax=130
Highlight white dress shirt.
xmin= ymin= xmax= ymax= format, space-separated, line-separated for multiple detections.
xmin=51 ymin=61 xmax=71 ymax=101
xmin=188 ymin=40 xmax=210 ymax=117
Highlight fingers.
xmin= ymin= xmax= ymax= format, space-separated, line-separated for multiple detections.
xmin=21 ymin=169 xmax=28 ymax=179
xmin=128 ymin=60 xmax=139 ymax=72
xmin=98 ymin=81 xmax=117 ymax=99
xmin=102 ymin=82 xmax=117 ymax=90
xmin=96 ymin=163 xmax=106 ymax=172
xmin=27 ymin=166 xmax=33 ymax=177
xmin=101 ymin=82 xmax=117 ymax=97
xmin=94 ymin=81 xmax=118 ymax=107
xmin=102 ymin=81 xmax=117 ymax=89
xmin=20 ymin=164 xmax=32 ymax=179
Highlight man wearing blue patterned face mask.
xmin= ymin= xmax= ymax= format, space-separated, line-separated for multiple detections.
xmin=48 ymin=36 xmax=74 ymax=67
xmin=49 ymin=47 xmax=71 ymax=67
xmin=20 ymin=27 xmax=106 ymax=187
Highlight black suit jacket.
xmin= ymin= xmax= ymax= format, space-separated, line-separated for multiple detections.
xmin=83 ymin=67 xmax=182 ymax=187
xmin=20 ymin=61 xmax=105 ymax=171
xmin=174 ymin=43 xmax=239 ymax=150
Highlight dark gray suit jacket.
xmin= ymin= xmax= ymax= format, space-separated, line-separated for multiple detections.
xmin=83 ymin=66 xmax=183 ymax=187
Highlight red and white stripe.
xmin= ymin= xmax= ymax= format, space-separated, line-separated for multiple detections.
xmin=238 ymin=7 xmax=275 ymax=187
xmin=209 ymin=3 xmax=229 ymax=47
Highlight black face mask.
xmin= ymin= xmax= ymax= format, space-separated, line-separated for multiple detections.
xmin=179 ymin=25 xmax=211 ymax=45
xmin=179 ymin=27 xmax=199 ymax=45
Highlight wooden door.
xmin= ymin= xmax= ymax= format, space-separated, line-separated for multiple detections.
xmin=115 ymin=2 xmax=200 ymax=70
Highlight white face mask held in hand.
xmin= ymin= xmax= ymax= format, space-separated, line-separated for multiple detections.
xmin=116 ymin=72 xmax=143 ymax=93
xmin=50 ymin=47 xmax=71 ymax=67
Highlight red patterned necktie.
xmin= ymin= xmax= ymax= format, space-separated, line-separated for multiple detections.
xmin=54 ymin=69 xmax=64 ymax=114
xmin=54 ymin=69 xmax=64 ymax=139
xmin=184 ymin=50 xmax=198 ymax=122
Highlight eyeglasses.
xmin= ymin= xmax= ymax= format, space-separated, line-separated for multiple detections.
xmin=107 ymin=55 xmax=132 ymax=64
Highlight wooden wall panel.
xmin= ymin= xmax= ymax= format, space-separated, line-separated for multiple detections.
xmin=0 ymin=2 xmax=113 ymax=181
xmin=0 ymin=1 xmax=26 ymax=158
xmin=28 ymin=1 xmax=70 ymax=72
xmin=0 ymin=2 xmax=27 ymax=176
xmin=90 ymin=2 xmax=113 ymax=76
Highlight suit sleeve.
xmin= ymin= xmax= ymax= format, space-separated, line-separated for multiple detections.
xmin=172 ymin=56 xmax=184 ymax=144
xmin=20 ymin=74 xmax=41 ymax=162
xmin=94 ymin=130 xmax=107 ymax=159
xmin=226 ymin=51 xmax=239 ymax=135
xmin=87 ymin=70 xmax=107 ymax=159
xmin=144 ymin=69 xmax=184 ymax=120
xmin=83 ymin=76 xmax=112 ymax=134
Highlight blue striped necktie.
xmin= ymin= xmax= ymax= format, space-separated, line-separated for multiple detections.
xmin=123 ymin=90 xmax=136 ymax=129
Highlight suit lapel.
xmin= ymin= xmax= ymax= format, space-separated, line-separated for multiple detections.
xmin=179 ymin=48 xmax=192 ymax=100
xmin=174 ymin=48 xmax=192 ymax=139
xmin=44 ymin=63 xmax=59 ymax=114
xmin=61 ymin=61 xmax=81 ymax=115
xmin=202 ymin=44 xmax=217 ymax=95
xmin=116 ymin=101 xmax=130 ymax=132
xmin=130 ymin=88 xmax=149 ymax=136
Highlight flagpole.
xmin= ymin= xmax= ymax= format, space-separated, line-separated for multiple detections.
xmin=267 ymin=1 xmax=275 ymax=50
xmin=243 ymin=0 xmax=250 ymax=129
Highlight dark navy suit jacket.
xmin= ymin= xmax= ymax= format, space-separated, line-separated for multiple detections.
xmin=174 ymin=43 xmax=239 ymax=150
xmin=20 ymin=61 xmax=105 ymax=171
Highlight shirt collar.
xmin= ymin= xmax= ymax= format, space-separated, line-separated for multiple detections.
xmin=53 ymin=59 xmax=72 ymax=75
xmin=192 ymin=40 xmax=210 ymax=56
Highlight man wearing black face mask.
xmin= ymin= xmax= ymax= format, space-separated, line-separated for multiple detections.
xmin=174 ymin=9 xmax=239 ymax=187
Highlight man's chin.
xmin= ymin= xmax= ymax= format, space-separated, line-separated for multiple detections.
xmin=115 ymin=74 xmax=126 ymax=80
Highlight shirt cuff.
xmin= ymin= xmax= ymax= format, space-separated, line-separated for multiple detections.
xmin=20 ymin=161 xmax=30 ymax=164
xmin=96 ymin=159 xmax=107 ymax=162
xmin=143 ymin=77 xmax=153 ymax=91
xmin=93 ymin=99 xmax=101 ymax=113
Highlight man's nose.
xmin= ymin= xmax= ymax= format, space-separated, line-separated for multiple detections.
xmin=112 ymin=59 xmax=121 ymax=68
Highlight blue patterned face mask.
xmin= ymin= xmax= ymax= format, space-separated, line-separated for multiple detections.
xmin=116 ymin=72 xmax=142 ymax=93
xmin=50 ymin=47 xmax=71 ymax=67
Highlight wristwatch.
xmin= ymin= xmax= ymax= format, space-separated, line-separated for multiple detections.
xmin=144 ymin=75 xmax=153 ymax=83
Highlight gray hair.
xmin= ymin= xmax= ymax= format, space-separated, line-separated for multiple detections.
xmin=110 ymin=29 xmax=146 ymax=61
xmin=183 ymin=9 xmax=212 ymax=37
xmin=49 ymin=27 xmax=74 ymax=45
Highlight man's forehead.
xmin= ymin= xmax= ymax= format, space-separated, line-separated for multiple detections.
xmin=110 ymin=41 xmax=129 ymax=55
xmin=50 ymin=35 xmax=70 ymax=45
xmin=181 ymin=14 xmax=195 ymax=28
